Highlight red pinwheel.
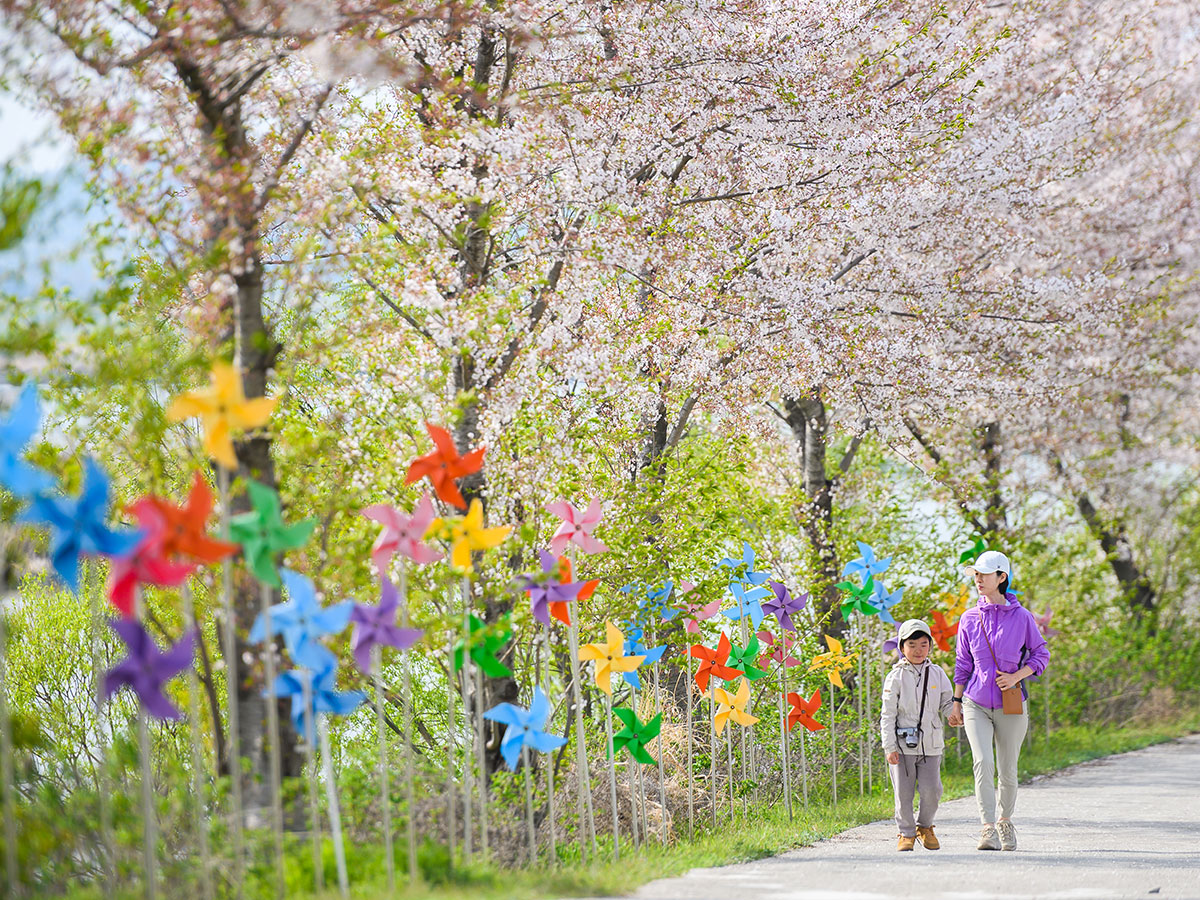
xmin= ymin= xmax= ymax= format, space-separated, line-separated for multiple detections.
xmin=127 ymin=472 xmax=239 ymax=564
xmin=929 ymin=610 xmax=959 ymax=652
xmin=107 ymin=505 xmax=195 ymax=616
xmin=785 ymin=689 xmax=825 ymax=733
xmin=403 ymin=423 xmax=485 ymax=510
xmin=689 ymin=633 xmax=744 ymax=692
xmin=521 ymin=550 xmax=587 ymax=627
xmin=557 ymin=555 xmax=599 ymax=603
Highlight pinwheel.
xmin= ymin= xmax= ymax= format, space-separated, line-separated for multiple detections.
xmin=619 ymin=625 xmax=666 ymax=690
xmin=546 ymin=497 xmax=609 ymax=555
xmin=717 ymin=541 xmax=770 ymax=584
xmin=17 ymin=457 xmax=142 ymax=592
xmin=867 ymin=581 xmax=904 ymax=623
xmin=578 ymin=621 xmax=645 ymax=695
xmin=943 ymin=584 xmax=971 ymax=620
xmin=786 ymin=689 xmax=825 ymax=732
xmin=453 ymin=614 xmax=513 ymax=678
xmin=1034 ymin=605 xmax=1059 ymax=638
xmin=102 ymin=619 xmax=197 ymax=720
xmin=229 ymin=481 xmax=316 ymax=587
xmin=882 ymin=621 xmax=904 ymax=657
xmin=349 ymin=577 xmax=423 ymax=673
xmin=958 ymin=535 xmax=989 ymax=565
xmin=681 ymin=593 xmax=722 ymax=634
xmin=638 ymin=580 xmax=679 ymax=621
xmin=558 ymin=554 xmax=599 ymax=600
xmin=483 ymin=687 xmax=566 ymax=771
xmin=712 ymin=678 xmax=758 ymax=735
xmin=809 ymin=635 xmax=854 ymax=688
xmin=165 ymin=362 xmax=278 ymax=470
xmin=425 ymin=498 xmax=510 ymax=572
xmin=249 ymin=569 xmax=354 ymax=658
xmin=837 ymin=576 xmax=877 ymax=619
xmin=0 ymin=382 xmax=53 ymax=498
xmin=107 ymin=505 xmax=195 ymax=616
xmin=721 ymin=580 xmax=771 ymax=630
xmin=842 ymin=541 xmax=891 ymax=582
xmin=520 ymin=549 xmax=586 ymax=627
xmin=127 ymin=471 xmax=238 ymax=564
xmin=689 ymin=633 xmax=744 ymax=691
xmin=756 ymin=630 xmax=802 ymax=669
xmin=929 ymin=610 xmax=959 ymax=652
xmin=725 ymin=634 xmax=768 ymax=682
xmin=611 ymin=708 xmax=662 ymax=765
xmin=404 ymin=422 xmax=485 ymax=510
xmin=762 ymin=581 xmax=807 ymax=632
xmin=361 ymin=494 xmax=444 ymax=571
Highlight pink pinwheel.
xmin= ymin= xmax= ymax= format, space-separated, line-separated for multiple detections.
xmin=107 ymin=504 xmax=195 ymax=617
xmin=349 ymin=577 xmax=424 ymax=673
xmin=361 ymin=494 xmax=444 ymax=572
xmin=546 ymin=497 xmax=609 ymax=556
xmin=520 ymin=549 xmax=586 ymax=627
xmin=756 ymin=629 xmax=802 ymax=669
xmin=679 ymin=582 xmax=721 ymax=633
xmin=762 ymin=581 xmax=808 ymax=632
xmin=1034 ymin=605 xmax=1059 ymax=638
xmin=103 ymin=619 xmax=197 ymax=720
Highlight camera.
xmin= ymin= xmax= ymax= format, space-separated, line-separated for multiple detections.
xmin=896 ymin=726 xmax=920 ymax=749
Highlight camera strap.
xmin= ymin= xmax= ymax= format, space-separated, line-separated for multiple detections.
xmin=916 ymin=665 xmax=929 ymax=757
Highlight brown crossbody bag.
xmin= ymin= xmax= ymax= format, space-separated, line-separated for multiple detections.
xmin=981 ymin=624 xmax=1024 ymax=715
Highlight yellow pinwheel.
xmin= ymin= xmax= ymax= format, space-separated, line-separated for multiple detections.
xmin=943 ymin=584 xmax=971 ymax=620
xmin=712 ymin=677 xmax=758 ymax=735
xmin=808 ymin=634 xmax=855 ymax=688
xmin=578 ymin=622 xmax=645 ymax=696
xmin=425 ymin=498 xmax=511 ymax=572
xmin=166 ymin=362 xmax=278 ymax=469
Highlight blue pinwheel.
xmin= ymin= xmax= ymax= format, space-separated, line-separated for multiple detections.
xmin=249 ymin=568 xmax=354 ymax=659
xmin=17 ymin=457 xmax=142 ymax=592
xmin=620 ymin=624 xmax=667 ymax=689
xmin=272 ymin=648 xmax=367 ymax=741
xmin=640 ymin=580 xmax=680 ymax=621
xmin=869 ymin=581 xmax=904 ymax=623
xmin=0 ymin=383 xmax=54 ymax=499
xmin=721 ymin=580 xmax=772 ymax=630
xmin=841 ymin=541 xmax=891 ymax=583
xmin=717 ymin=541 xmax=771 ymax=585
xmin=482 ymin=686 xmax=567 ymax=770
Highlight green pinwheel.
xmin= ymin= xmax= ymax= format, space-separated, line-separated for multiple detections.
xmin=958 ymin=535 xmax=988 ymax=565
xmin=453 ymin=613 xmax=513 ymax=678
xmin=229 ymin=481 xmax=316 ymax=586
xmin=837 ymin=575 xmax=877 ymax=619
xmin=725 ymin=634 xmax=769 ymax=681
xmin=610 ymin=707 xmax=662 ymax=765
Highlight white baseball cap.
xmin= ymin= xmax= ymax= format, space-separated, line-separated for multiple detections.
xmin=963 ymin=550 xmax=1011 ymax=578
xmin=898 ymin=618 xmax=932 ymax=644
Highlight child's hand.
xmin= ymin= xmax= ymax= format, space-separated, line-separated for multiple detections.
xmin=948 ymin=710 xmax=964 ymax=727
xmin=887 ymin=751 xmax=900 ymax=765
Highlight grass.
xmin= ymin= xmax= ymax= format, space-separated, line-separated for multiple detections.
xmin=64 ymin=711 xmax=1200 ymax=900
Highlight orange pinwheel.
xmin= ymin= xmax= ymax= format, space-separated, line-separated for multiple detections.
xmin=712 ymin=677 xmax=758 ymax=735
xmin=808 ymin=634 xmax=854 ymax=688
xmin=785 ymin=689 xmax=825 ymax=732
xmin=690 ymin=633 xmax=744 ymax=692
xmin=404 ymin=423 xmax=485 ymax=510
xmin=166 ymin=362 xmax=277 ymax=469
xmin=578 ymin=622 xmax=645 ymax=695
xmin=929 ymin=610 xmax=959 ymax=652
xmin=127 ymin=472 xmax=238 ymax=565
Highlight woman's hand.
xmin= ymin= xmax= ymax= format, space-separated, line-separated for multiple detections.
xmin=995 ymin=670 xmax=1022 ymax=691
xmin=887 ymin=751 xmax=900 ymax=765
xmin=948 ymin=710 xmax=963 ymax=727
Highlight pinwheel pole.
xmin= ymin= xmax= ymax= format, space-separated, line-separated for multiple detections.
xmin=301 ymin=673 xmax=324 ymax=894
xmin=457 ymin=581 xmax=476 ymax=863
xmin=88 ymin=567 xmax=117 ymax=900
xmin=317 ymin=717 xmax=350 ymax=899
xmin=855 ymin=618 xmax=864 ymax=797
xmin=474 ymin=656 xmax=489 ymax=860
xmin=372 ymin=642 xmax=395 ymax=892
xmin=0 ymin=530 xmax=20 ymax=898
xmin=216 ymin=468 xmax=246 ymax=891
xmin=180 ymin=583 xmax=214 ymax=900
xmin=257 ymin=581 xmax=286 ymax=898
xmin=830 ymin=684 xmax=838 ymax=807
xmin=444 ymin=617 xmax=457 ymax=869
xmin=777 ymin=667 xmax=791 ymax=821
xmin=538 ymin=632 xmax=557 ymax=864
xmin=799 ymin=716 xmax=810 ymax=808
xmin=604 ymin=692 xmax=621 ymax=860
xmin=709 ymin=690 xmax=718 ymax=826
xmin=565 ymin=608 xmax=596 ymax=858
xmin=522 ymin=743 xmax=537 ymax=865
xmin=398 ymin=566 xmax=418 ymax=884
xmin=130 ymin=591 xmax=158 ymax=900
xmin=685 ymin=653 xmax=695 ymax=840
xmin=651 ymin=622 xmax=667 ymax=844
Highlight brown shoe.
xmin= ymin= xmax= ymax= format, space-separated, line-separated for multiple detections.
xmin=916 ymin=826 xmax=940 ymax=850
xmin=897 ymin=834 xmax=916 ymax=851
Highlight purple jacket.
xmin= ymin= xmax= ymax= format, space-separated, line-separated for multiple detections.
xmin=954 ymin=593 xmax=1049 ymax=709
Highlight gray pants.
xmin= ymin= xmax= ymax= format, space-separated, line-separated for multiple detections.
xmin=963 ymin=697 xmax=1029 ymax=824
xmin=889 ymin=753 xmax=942 ymax=837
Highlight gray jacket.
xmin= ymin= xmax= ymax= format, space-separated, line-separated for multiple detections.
xmin=880 ymin=658 xmax=955 ymax=756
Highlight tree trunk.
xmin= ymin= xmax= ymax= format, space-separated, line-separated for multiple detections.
xmin=1074 ymin=492 xmax=1157 ymax=627
xmin=978 ymin=421 xmax=1008 ymax=539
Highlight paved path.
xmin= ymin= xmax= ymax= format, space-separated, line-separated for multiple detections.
xmin=621 ymin=734 xmax=1200 ymax=900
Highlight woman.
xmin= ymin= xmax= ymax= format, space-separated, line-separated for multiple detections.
xmin=948 ymin=550 xmax=1049 ymax=851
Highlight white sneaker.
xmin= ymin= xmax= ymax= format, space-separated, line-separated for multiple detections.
xmin=998 ymin=820 xmax=1017 ymax=851
xmin=978 ymin=824 xmax=1001 ymax=850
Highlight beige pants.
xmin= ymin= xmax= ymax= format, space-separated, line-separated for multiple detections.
xmin=963 ymin=697 xmax=1028 ymax=824
xmin=889 ymin=753 xmax=942 ymax=837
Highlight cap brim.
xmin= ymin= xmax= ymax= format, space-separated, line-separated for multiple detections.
xmin=963 ymin=565 xmax=1000 ymax=577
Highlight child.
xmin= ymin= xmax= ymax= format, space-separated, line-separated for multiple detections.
xmin=880 ymin=618 xmax=956 ymax=851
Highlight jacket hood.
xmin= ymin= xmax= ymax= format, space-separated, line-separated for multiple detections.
xmin=975 ymin=592 xmax=1024 ymax=613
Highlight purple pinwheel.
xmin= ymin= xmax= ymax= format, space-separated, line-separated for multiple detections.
xmin=273 ymin=650 xmax=367 ymax=742
xmin=868 ymin=580 xmax=904 ymax=624
xmin=349 ymin=576 xmax=424 ymax=673
xmin=721 ymin=580 xmax=771 ymax=631
xmin=717 ymin=541 xmax=771 ymax=585
xmin=620 ymin=625 xmax=667 ymax=689
xmin=546 ymin=497 xmax=609 ymax=556
xmin=249 ymin=569 xmax=354 ymax=659
xmin=360 ymin=493 xmax=443 ymax=572
xmin=0 ymin=382 xmax=54 ymax=499
xmin=762 ymin=581 xmax=808 ymax=632
xmin=483 ymin=687 xmax=567 ymax=770
xmin=842 ymin=541 xmax=892 ymax=583
xmin=17 ymin=457 xmax=143 ymax=593
xmin=520 ymin=549 xmax=586 ymax=628
xmin=103 ymin=619 xmax=197 ymax=720
xmin=882 ymin=621 xmax=903 ymax=657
